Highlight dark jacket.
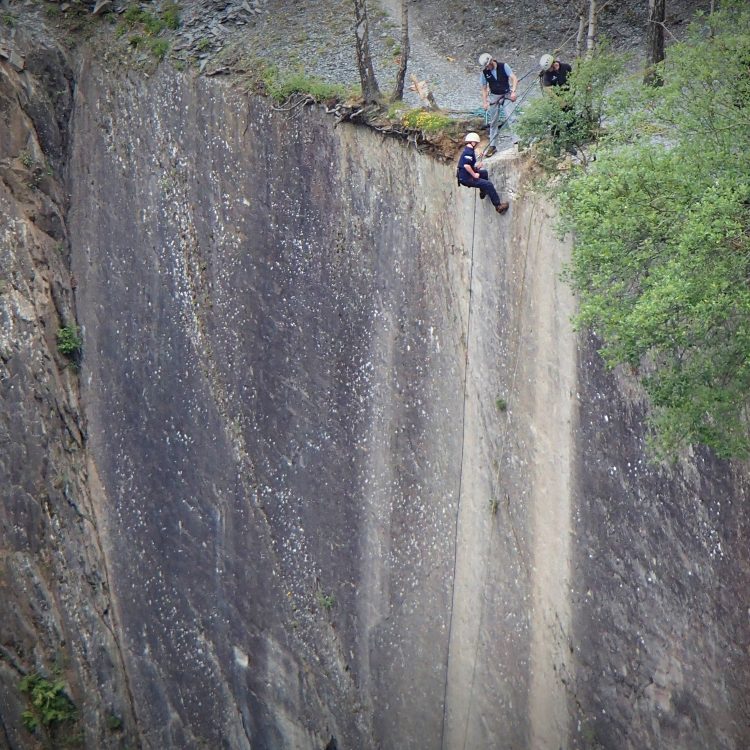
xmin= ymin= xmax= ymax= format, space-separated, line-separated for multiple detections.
xmin=482 ymin=61 xmax=511 ymax=96
xmin=456 ymin=145 xmax=477 ymax=184
xmin=542 ymin=62 xmax=572 ymax=88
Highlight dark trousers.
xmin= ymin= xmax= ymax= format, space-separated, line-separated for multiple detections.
xmin=459 ymin=169 xmax=501 ymax=207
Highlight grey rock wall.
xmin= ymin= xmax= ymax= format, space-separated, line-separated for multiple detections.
xmin=0 ymin=31 xmax=134 ymax=750
xmin=68 ymin=63 xmax=470 ymax=749
xmin=2 ymin=32 xmax=748 ymax=750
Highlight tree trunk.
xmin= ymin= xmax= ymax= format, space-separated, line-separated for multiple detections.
xmin=644 ymin=0 xmax=666 ymax=85
xmin=353 ymin=0 xmax=380 ymax=103
xmin=586 ymin=0 xmax=597 ymax=57
xmin=392 ymin=0 xmax=410 ymax=101
xmin=575 ymin=9 xmax=586 ymax=58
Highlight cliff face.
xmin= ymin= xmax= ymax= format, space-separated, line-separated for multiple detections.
xmin=0 ymin=30 xmax=134 ymax=749
xmin=1 ymin=31 xmax=748 ymax=750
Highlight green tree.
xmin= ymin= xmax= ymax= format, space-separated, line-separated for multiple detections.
xmin=515 ymin=47 xmax=623 ymax=166
xmin=560 ymin=1 xmax=750 ymax=459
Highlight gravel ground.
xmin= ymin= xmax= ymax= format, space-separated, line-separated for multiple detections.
xmin=16 ymin=0 xmax=708 ymax=146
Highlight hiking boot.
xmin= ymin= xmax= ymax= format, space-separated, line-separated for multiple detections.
xmin=484 ymin=146 xmax=497 ymax=158
xmin=479 ymin=190 xmax=486 ymax=200
xmin=495 ymin=201 xmax=509 ymax=214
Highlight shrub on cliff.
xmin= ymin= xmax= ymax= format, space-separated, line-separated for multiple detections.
xmin=516 ymin=46 xmax=623 ymax=166
xmin=56 ymin=325 xmax=82 ymax=357
xmin=559 ymin=1 xmax=750 ymax=459
xmin=19 ymin=672 xmax=77 ymax=734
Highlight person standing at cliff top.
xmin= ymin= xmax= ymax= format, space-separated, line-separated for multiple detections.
xmin=457 ymin=132 xmax=509 ymax=214
xmin=479 ymin=52 xmax=518 ymax=158
xmin=539 ymin=54 xmax=573 ymax=91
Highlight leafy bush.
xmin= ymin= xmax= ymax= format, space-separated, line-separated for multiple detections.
xmin=400 ymin=109 xmax=454 ymax=133
xmin=516 ymin=47 xmax=624 ymax=165
xmin=559 ymin=1 xmax=750 ymax=459
xmin=56 ymin=325 xmax=82 ymax=357
xmin=19 ymin=673 xmax=77 ymax=732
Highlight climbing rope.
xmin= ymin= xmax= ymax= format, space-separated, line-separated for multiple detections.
xmin=439 ymin=187 xmax=479 ymax=750
xmin=436 ymin=177 xmax=541 ymax=750
xmin=456 ymin=204 xmax=542 ymax=750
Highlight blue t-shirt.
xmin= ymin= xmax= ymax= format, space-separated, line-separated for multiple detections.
xmin=456 ymin=145 xmax=477 ymax=182
xmin=480 ymin=62 xmax=513 ymax=89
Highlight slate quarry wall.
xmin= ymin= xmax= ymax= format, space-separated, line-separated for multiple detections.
xmin=1 ymin=37 xmax=748 ymax=750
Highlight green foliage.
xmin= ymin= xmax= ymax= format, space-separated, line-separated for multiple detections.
xmin=495 ymin=397 xmax=507 ymax=412
xmin=119 ymin=2 xmax=180 ymax=37
xmin=317 ymin=591 xmax=335 ymax=611
xmin=56 ymin=325 xmax=82 ymax=357
xmin=400 ymin=108 xmax=454 ymax=133
xmin=386 ymin=101 xmax=408 ymax=119
xmin=19 ymin=149 xmax=34 ymax=168
xmin=19 ymin=673 xmax=77 ymax=733
xmin=150 ymin=38 xmax=170 ymax=61
xmin=2 ymin=12 xmax=15 ymax=26
xmin=162 ymin=3 xmax=181 ymax=30
xmin=516 ymin=47 xmax=624 ymax=165
xmin=260 ymin=65 xmax=352 ymax=103
xmin=560 ymin=1 xmax=750 ymax=459
xmin=106 ymin=713 xmax=123 ymax=731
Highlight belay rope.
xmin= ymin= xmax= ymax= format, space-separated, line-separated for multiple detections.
xmin=439 ymin=186 xmax=479 ymax=750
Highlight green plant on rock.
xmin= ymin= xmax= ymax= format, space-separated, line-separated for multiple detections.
xmin=19 ymin=673 xmax=77 ymax=733
xmin=161 ymin=3 xmax=181 ymax=30
xmin=400 ymin=108 xmax=453 ymax=133
xmin=106 ymin=713 xmax=123 ymax=732
xmin=317 ymin=591 xmax=335 ymax=611
xmin=119 ymin=2 xmax=180 ymax=37
xmin=150 ymin=38 xmax=170 ymax=61
xmin=261 ymin=65 xmax=352 ymax=104
xmin=56 ymin=325 xmax=82 ymax=357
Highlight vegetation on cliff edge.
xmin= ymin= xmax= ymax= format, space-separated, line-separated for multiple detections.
xmin=535 ymin=1 xmax=750 ymax=459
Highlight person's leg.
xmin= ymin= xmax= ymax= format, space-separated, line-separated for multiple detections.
xmin=487 ymin=98 xmax=501 ymax=150
xmin=501 ymin=98 xmax=519 ymax=144
xmin=475 ymin=177 xmax=500 ymax=206
xmin=477 ymin=169 xmax=488 ymax=199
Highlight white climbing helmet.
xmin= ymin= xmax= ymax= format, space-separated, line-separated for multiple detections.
xmin=539 ymin=53 xmax=555 ymax=71
xmin=478 ymin=53 xmax=492 ymax=68
xmin=464 ymin=132 xmax=481 ymax=144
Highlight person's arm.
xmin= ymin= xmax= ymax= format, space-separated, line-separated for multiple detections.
xmin=506 ymin=65 xmax=518 ymax=102
xmin=481 ymin=78 xmax=489 ymax=109
xmin=463 ymin=161 xmax=481 ymax=179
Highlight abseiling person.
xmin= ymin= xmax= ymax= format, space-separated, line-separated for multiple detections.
xmin=456 ymin=132 xmax=510 ymax=215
